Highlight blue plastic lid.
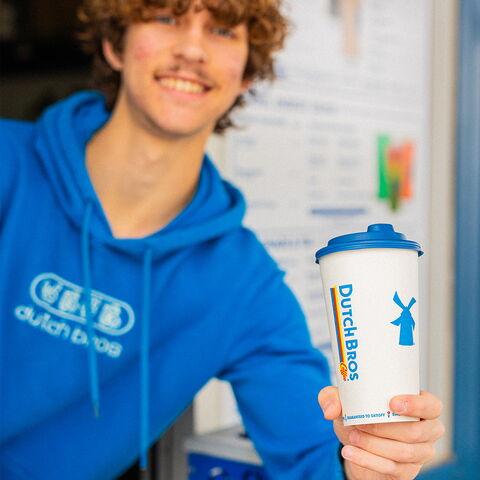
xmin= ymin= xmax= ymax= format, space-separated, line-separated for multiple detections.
xmin=315 ymin=224 xmax=423 ymax=262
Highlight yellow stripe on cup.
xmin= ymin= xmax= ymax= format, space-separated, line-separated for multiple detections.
xmin=330 ymin=286 xmax=348 ymax=381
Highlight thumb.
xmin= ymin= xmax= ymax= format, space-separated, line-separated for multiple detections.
xmin=318 ymin=386 xmax=342 ymax=420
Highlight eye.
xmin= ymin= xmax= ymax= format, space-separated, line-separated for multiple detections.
xmin=154 ymin=15 xmax=178 ymax=25
xmin=212 ymin=27 xmax=235 ymax=38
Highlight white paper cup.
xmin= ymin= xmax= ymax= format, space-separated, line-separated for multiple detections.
xmin=315 ymin=224 xmax=422 ymax=426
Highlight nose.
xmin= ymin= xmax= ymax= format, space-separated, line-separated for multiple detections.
xmin=171 ymin=26 xmax=208 ymax=64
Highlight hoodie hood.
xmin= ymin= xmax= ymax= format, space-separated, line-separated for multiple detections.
xmin=34 ymin=91 xmax=246 ymax=259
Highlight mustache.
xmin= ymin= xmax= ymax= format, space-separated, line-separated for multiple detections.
xmin=154 ymin=64 xmax=215 ymax=87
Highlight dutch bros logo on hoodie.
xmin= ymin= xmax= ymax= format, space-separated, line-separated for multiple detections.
xmin=14 ymin=273 xmax=135 ymax=358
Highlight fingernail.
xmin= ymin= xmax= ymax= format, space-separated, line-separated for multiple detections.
xmin=342 ymin=446 xmax=354 ymax=460
xmin=321 ymin=401 xmax=332 ymax=416
xmin=392 ymin=399 xmax=408 ymax=414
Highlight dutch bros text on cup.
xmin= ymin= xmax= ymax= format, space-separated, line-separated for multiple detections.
xmin=315 ymin=224 xmax=423 ymax=426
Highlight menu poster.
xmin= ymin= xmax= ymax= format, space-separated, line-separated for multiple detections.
xmin=223 ymin=0 xmax=432 ymax=375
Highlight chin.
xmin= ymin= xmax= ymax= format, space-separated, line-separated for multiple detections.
xmin=145 ymin=112 xmax=215 ymax=139
xmin=151 ymin=121 xmax=212 ymax=139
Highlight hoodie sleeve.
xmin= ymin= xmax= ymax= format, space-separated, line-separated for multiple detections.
xmin=218 ymin=247 xmax=346 ymax=480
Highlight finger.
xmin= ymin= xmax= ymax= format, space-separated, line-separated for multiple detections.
xmin=347 ymin=428 xmax=436 ymax=464
xmin=333 ymin=418 xmax=358 ymax=446
xmin=356 ymin=419 xmax=445 ymax=444
xmin=390 ymin=390 xmax=443 ymax=420
xmin=342 ymin=445 xmax=411 ymax=477
xmin=317 ymin=386 xmax=342 ymax=420
xmin=343 ymin=451 xmax=422 ymax=480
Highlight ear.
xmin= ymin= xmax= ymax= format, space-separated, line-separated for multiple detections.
xmin=102 ymin=39 xmax=123 ymax=71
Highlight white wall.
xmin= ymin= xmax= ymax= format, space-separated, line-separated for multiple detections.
xmin=194 ymin=6 xmax=458 ymax=470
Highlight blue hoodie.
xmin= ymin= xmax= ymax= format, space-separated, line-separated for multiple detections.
xmin=0 ymin=92 xmax=344 ymax=480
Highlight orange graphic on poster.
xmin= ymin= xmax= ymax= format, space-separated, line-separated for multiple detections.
xmin=377 ymin=135 xmax=414 ymax=211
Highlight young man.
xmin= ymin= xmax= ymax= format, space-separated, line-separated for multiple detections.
xmin=0 ymin=1 xmax=444 ymax=479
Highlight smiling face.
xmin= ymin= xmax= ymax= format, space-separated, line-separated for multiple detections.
xmin=103 ymin=3 xmax=251 ymax=140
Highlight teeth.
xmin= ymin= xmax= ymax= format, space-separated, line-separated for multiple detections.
xmin=158 ymin=77 xmax=206 ymax=93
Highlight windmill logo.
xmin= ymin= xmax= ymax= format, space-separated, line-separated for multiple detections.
xmin=391 ymin=292 xmax=416 ymax=346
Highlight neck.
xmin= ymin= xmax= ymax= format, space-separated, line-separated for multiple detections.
xmin=86 ymin=95 xmax=212 ymax=239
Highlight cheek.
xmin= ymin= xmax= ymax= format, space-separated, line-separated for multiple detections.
xmin=123 ymin=25 xmax=162 ymax=65
xmin=222 ymin=50 xmax=248 ymax=84
xmin=123 ymin=33 xmax=161 ymax=89
xmin=131 ymin=36 xmax=159 ymax=62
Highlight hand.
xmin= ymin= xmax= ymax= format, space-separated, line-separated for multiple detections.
xmin=318 ymin=387 xmax=445 ymax=480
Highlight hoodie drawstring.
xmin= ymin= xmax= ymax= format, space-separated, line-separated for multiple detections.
xmin=140 ymin=247 xmax=153 ymax=471
xmin=82 ymin=202 xmax=153 ymax=471
xmin=82 ymin=202 xmax=100 ymax=417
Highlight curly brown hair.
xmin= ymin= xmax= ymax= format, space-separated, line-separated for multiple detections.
xmin=78 ymin=0 xmax=290 ymax=134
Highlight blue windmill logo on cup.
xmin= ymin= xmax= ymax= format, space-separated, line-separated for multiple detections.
xmin=391 ymin=292 xmax=416 ymax=346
